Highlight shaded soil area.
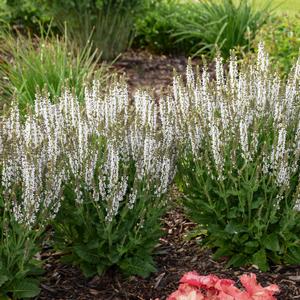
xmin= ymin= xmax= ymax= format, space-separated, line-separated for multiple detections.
xmin=37 ymin=208 xmax=300 ymax=300
xmin=37 ymin=50 xmax=300 ymax=299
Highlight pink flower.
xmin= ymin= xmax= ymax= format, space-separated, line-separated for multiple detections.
xmin=167 ymin=272 xmax=280 ymax=300
xmin=167 ymin=283 xmax=205 ymax=300
xmin=240 ymin=273 xmax=280 ymax=300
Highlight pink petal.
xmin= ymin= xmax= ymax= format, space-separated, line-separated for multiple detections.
xmin=240 ymin=273 xmax=279 ymax=299
xmin=180 ymin=272 xmax=220 ymax=289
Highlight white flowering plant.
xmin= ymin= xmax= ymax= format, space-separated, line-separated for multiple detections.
xmin=175 ymin=45 xmax=300 ymax=271
xmin=51 ymin=82 xmax=175 ymax=277
xmin=0 ymin=80 xmax=175 ymax=286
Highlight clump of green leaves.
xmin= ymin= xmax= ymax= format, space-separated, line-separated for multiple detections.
xmin=0 ymin=216 xmax=43 ymax=299
xmin=134 ymin=0 xmax=198 ymax=54
xmin=54 ymin=173 xmax=164 ymax=278
xmin=173 ymin=0 xmax=271 ymax=58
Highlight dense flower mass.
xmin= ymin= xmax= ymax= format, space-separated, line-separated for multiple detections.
xmin=167 ymin=271 xmax=279 ymax=300
xmin=175 ymin=43 xmax=300 ymax=269
xmin=0 ymin=80 xmax=176 ymax=227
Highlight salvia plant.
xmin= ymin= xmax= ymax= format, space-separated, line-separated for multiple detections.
xmin=0 ymin=79 xmax=176 ymax=298
xmin=175 ymin=43 xmax=300 ymax=271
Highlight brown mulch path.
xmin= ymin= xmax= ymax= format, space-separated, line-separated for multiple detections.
xmin=37 ymin=50 xmax=300 ymax=299
xmin=37 ymin=208 xmax=300 ymax=300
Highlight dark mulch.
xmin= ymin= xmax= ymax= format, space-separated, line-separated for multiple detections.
xmin=37 ymin=208 xmax=300 ymax=300
xmin=36 ymin=50 xmax=300 ymax=300
xmin=111 ymin=49 xmax=204 ymax=97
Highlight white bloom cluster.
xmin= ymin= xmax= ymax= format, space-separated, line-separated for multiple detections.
xmin=170 ymin=44 xmax=300 ymax=211
xmin=0 ymin=80 xmax=175 ymax=227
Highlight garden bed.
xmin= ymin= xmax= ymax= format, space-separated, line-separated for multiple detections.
xmin=37 ymin=208 xmax=300 ymax=300
xmin=33 ymin=50 xmax=300 ymax=300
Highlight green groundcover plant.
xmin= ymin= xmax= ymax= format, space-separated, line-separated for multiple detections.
xmin=171 ymin=44 xmax=300 ymax=271
xmin=52 ymin=83 xmax=176 ymax=277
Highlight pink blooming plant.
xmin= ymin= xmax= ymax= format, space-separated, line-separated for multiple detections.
xmin=167 ymin=272 xmax=279 ymax=300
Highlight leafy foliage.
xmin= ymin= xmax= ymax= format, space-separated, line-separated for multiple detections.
xmin=253 ymin=15 xmax=300 ymax=76
xmin=0 ymin=195 xmax=43 ymax=299
xmin=175 ymin=47 xmax=300 ymax=271
xmin=134 ymin=0 xmax=197 ymax=54
xmin=54 ymin=179 xmax=164 ymax=278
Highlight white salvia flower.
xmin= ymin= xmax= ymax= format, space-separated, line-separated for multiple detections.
xmin=276 ymin=162 xmax=290 ymax=187
xmin=128 ymin=188 xmax=137 ymax=209
xmin=209 ymin=123 xmax=224 ymax=179
xmin=257 ymin=42 xmax=269 ymax=73
xmin=294 ymin=198 xmax=300 ymax=211
xmin=215 ymin=54 xmax=224 ymax=94
xmin=239 ymin=119 xmax=249 ymax=161
xmin=186 ymin=63 xmax=195 ymax=89
xmin=271 ymin=126 xmax=287 ymax=170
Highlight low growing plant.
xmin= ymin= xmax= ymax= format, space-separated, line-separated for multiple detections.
xmin=171 ymin=44 xmax=300 ymax=270
xmin=51 ymin=83 xmax=175 ymax=277
xmin=134 ymin=0 xmax=198 ymax=54
xmin=1 ymin=81 xmax=176 ymax=281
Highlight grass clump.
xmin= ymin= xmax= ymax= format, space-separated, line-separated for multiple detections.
xmin=0 ymin=27 xmax=108 ymax=112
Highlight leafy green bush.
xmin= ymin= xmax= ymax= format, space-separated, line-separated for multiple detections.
xmin=0 ymin=0 xmax=50 ymax=29
xmin=172 ymin=45 xmax=300 ymax=271
xmin=253 ymin=15 xmax=300 ymax=76
xmin=134 ymin=0 xmax=197 ymax=54
xmin=134 ymin=0 xmax=270 ymax=57
xmin=0 ymin=216 xmax=43 ymax=299
xmin=0 ymin=27 xmax=108 ymax=112
xmin=54 ymin=159 xmax=165 ymax=277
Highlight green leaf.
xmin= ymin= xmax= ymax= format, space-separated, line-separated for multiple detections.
xmin=226 ymin=253 xmax=248 ymax=267
xmin=80 ymin=263 xmax=97 ymax=278
xmin=0 ymin=275 xmax=8 ymax=287
xmin=12 ymin=279 xmax=41 ymax=298
xmin=252 ymin=249 xmax=269 ymax=271
xmin=225 ymin=223 xmax=246 ymax=234
xmin=74 ymin=245 xmax=101 ymax=263
xmin=285 ymin=246 xmax=300 ymax=264
xmin=264 ymin=233 xmax=280 ymax=252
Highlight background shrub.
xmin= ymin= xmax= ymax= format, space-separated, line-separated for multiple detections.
xmin=133 ymin=0 xmax=198 ymax=54
xmin=253 ymin=15 xmax=300 ymax=76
